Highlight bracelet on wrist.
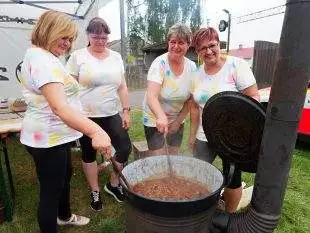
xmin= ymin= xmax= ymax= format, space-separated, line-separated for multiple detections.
xmin=122 ymin=107 xmax=131 ymax=112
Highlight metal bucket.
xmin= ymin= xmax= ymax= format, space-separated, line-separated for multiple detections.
xmin=121 ymin=155 xmax=224 ymax=233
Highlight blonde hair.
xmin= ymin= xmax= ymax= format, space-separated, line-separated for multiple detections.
xmin=167 ymin=23 xmax=192 ymax=45
xmin=31 ymin=10 xmax=78 ymax=52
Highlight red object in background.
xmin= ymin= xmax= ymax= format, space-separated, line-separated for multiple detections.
xmin=259 ymin=87 xmax=310 ymax=138
xmin=299 ymin=108 xmax=310 ymax=135
xmin=229 ymin=46 xmax=254 ymax=59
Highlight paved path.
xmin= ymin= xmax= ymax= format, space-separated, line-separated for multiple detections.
xmin=129 ymin=90 xmax=145 ymax=109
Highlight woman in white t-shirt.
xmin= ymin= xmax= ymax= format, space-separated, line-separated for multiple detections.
xmin=143 ymin=23 xmax=197 ymax=155
xmin=66 ymin=17 xmax=131 ymax=211
xmin=190 ymin=27 xmax=260 ymax=213
xmin=20 ymin=11 xmax=112 ymax=232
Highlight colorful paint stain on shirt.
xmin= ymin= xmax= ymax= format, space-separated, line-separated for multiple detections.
xmin=143 ymin=53 xmax=197 ymax=127
xmin=20 ymin=47 xmax=82 ymax=148
xmin=48 ymin=132 xmax=63 ymax=146
xmin=66 ymin=48 xmax=125 ymax=117
xmin=191 ymin=56 xmax=257 ymax=141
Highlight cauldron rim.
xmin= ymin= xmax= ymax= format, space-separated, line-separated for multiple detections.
xmin=121 ymin=155 xmax=224 ymax=217
xmin=120 ymin=155 xmax=224 ymax=203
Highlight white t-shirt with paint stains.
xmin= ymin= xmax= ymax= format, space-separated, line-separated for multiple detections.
xmin=143 ymin=53 xmax=197 ymax=127
xmin=191 ymin=56 xmax=257 ymax=141
xmin=66 ymin=48 xmax=124 ymax=117
xmin=20 ymin=47 xmax=82 ymax=148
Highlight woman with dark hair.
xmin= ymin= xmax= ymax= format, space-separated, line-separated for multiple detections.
xmin=66 ymin=17 xmax=131 ymax=211
xmin=190 ymin=27 xmax=259 ymax=213
xmin=20 ymin=11 xmax=112 ymax=232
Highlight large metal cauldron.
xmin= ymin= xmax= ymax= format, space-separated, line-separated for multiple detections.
xmin=121 ymin=155 xmax=224 ymax=233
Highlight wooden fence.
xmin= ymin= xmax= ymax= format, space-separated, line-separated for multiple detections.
xmin=125 ymin=63 xmax=147 ymax=91
xmin=252 ymin=41 xmax=279 ymax=88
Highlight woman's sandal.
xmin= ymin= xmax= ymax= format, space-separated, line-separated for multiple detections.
xmin=57 ymin=214 xmax=90 ymax=226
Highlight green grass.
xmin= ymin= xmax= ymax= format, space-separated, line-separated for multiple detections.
xmin=0 ymin=110 xmax=309 ymax=232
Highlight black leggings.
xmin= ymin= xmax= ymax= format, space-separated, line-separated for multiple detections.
xmin=80 ymin=114 xmax=132 ymax=164
xmin=25 ymin=143 xmax=72 ymax=233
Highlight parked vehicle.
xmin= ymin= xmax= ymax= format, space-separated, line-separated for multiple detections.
xmin=259 ymin=83 xmax=310 ymax=142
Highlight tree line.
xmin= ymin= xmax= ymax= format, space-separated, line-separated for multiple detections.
xmin=127 ymin=0 xmax=202 ymax=56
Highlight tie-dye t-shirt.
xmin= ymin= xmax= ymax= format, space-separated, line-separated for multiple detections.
xmin=66 ymin=48 xmax=124 ymax=117
xmin=191 ymin=56 xmax=256 ymax=141
xmin=143 ymin=53 xmax=197 ymax=127
xmin=20 ymin=47 xmax=82 ymax=148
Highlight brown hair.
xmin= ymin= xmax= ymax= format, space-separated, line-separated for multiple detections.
xmin=167 ymin=23 xmax=192 ymax=45
xmin=86 ymin=17 xmax=111 ymax=35
xmin=31 ymin=10 xmax=77 ymax=52
xmin=192 ymin=27 xmax=219 ymax=49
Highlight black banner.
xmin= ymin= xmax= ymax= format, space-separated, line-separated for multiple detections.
xmin=0 ymin=62 xmax=23 ymax=82
xmin=0 ymin=67 xmax=9 ymax=81
xmin=0 ymin=15 xmax=36 ymax=25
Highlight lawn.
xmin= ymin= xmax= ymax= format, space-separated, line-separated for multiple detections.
xmin=0 ymin=110 xmax=309 ymax=233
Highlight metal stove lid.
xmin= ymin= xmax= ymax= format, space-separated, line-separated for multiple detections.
xmin=202 ymin=91 xmax=266 ymax=173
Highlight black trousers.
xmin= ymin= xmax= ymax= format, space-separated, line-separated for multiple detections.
xmin=25 ymin=143 xmax=72 ymax=233
xmin=80 ymin=114 xmax=132 ymax=164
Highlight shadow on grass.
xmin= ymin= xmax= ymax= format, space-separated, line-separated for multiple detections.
xmin=295 ymin=137 xmax=310 ymax=168
xmin=295 ymin=140 xmax=310 ymax=152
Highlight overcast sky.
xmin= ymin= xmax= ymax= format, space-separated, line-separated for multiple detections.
xmin=99 ymin=0 xmax=120 ymax=41
xmin=99 ymin=0 xmax=287 ymax=49
xmin=205 ymin=0 xmax=286 ymax=48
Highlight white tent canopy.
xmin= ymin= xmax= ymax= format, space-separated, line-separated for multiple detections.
xmin=0 ymin=0 xmax=113 ymax=98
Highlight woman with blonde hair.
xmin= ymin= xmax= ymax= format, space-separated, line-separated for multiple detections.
xmin=20 ymin=11 xmax=112 ymax=232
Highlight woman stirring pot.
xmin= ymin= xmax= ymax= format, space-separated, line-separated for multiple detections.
xmin=20 ymin=11 xmax=111 ymax=232
xmin=143 ymin=23 xmax=197 ymax=155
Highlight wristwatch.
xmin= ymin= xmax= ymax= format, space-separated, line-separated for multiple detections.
xmin=122 ymin=107 xmax=131 ymax=112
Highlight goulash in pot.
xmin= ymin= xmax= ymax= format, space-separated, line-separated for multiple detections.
xmin=133 ymin=176 xmax=210 ymax=200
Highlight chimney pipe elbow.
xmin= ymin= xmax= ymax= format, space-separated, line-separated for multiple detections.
xmin=227 ymin=206 xmax=280 ymax=233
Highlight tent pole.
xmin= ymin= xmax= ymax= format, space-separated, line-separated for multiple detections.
xmin=8 ymin=0 xmax=84 ymax=19
xmin=1 ymin=1 xmax=80 ymax=3
xmin=120 ymin=0 xmax=126 ymax=62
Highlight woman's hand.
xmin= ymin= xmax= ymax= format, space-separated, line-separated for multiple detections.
xmin=156 ymin=115 xmax=168 ymax=135
xmin=122 ymin=110 xmax=131 ymax=129
xmin=188 ymin=134 xmax=196 ymax=152
xmin=168 ymin=120 xmax=181 ymax=134
xmin=189 ymin=101 xmax=199 ymax=152
xmin=90 ymin=130 xmax=112 ymax=159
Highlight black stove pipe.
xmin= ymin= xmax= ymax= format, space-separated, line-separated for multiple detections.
xmin=212 ymin=0 xmax=310 ymax=232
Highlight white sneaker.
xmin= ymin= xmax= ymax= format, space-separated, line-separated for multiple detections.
xmin=57 ymin=214 xmax=90 ymax=226
xmin=237 ymin=186 xmax=254 ymax=211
